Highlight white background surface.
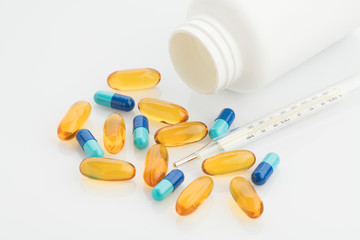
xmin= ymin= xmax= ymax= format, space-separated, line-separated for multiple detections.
xmin=1 ymin=0 xmax=360 ymax=239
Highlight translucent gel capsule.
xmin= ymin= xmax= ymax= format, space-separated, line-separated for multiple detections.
xmin=202 ymin=150 xmax=255 ymax=175
xmin=57 ymin=101 xmax=91 ymax=140
xmin=103 ymin=113 xmax=126 ymax=154
xmin=176 ymin=176 xmax=214 ymax=216
xmin=143 ymin=144 xmax=168 ymax=187
xmin=230 ymin=177 xmax=263 ymax=218
xmin=107 ymin=68 xmax=161 ymax=91
xmin=154 ymin=121 xmax=208 ymax=147
xmin=138 ymin=98 xmax=189 ymax=124
xmin=80 ymin=157 xmax=136 ymax=181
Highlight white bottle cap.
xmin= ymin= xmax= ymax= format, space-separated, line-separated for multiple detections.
xmin=169 ymin=16 xmax=241 ymax=94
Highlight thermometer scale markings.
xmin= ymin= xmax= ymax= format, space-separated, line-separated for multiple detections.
xmin=221 ymin=89 xmax=342 ymax=146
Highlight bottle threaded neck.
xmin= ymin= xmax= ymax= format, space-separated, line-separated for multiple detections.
xmin=169 ymin=16 xmax=238 ymax=94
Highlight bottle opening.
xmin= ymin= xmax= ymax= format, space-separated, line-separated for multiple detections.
xmin=169 ymin=32 xmax=218 ymax=94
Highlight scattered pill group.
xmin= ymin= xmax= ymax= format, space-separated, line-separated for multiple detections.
xmin=57 ymin=67 xmax=280 ymax=219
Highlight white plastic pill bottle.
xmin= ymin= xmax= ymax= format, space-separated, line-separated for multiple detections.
xmin=169 ymin=0 xmax=360 ymax=94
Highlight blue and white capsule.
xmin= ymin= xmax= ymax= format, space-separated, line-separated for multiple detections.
xmin=133 ymin=115 xmax=149 ymax=149
xmin=152 ymin=169 xmax=184 ymax=201
xmin=251 ymin=152 xmax=280 ymax=185
xmin=209 ymin=108 xmax=235 ymax=139
xmin=76 ymin=129 xmax=104 ymax=158
xmin=94 ymin=90 xmax=135 ymax=112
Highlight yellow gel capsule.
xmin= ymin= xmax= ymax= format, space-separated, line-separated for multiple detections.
xmin=176 ymin=176 xmax=214 ymax=216
xmin=154 ymin=121 xmax=208 ymax=147
xmin=80 ymin=157 xmax=136 ymax=181
xmin=143 ymin=144 xmax=168 ymax=187
xmin=57 ymin=101 xmax=91 ymax=141
xmin=202 ymin=150 xmax=255 ymax=175
xmin=107 ymin=68 xmax=161 ymax=91
xmin=230 ymin=177 xmax=263 ymax=218
xmin=103 ymin=113 xmax=126 ymax=154
xmin=138 ymin=98 xmax=189 ymax=124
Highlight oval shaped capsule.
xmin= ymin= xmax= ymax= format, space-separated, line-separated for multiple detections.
xmin=176 ymin=176 xmax=214 ymax=216
xmin=80 ymin=157 xmax=136 ymax=181
xmin=76 ymin=129 xmax=104 ymax=158
xmin=154 ymin=122 xmax=208 ymax=147
xmin=230 ymin=177 xmax=263 ymax=218
xmin=138 ymin=98 xmax=188 ymax=124
xmin=143 ymin=144 xmax=168 ymax=187
xmin=252 ymin=152 xmax=280 ymax=185
xmin=202 ymin=150 xmax=255 ymax=175
xmin=103 ymin=113 xmax=126 ymax=154
xmin=57 ymin=101 xmax=91 ymax=140
xmin=209 ymin=108 xmax=235 ymax=139
xmin=133 ymin=115 xmax=149 ymax=149
xmin=152 ymin=169 xmax=184 ymax=201
xmin=94 ymin=91 xmax=135 ymax=112
xmin=107 ymin=68 xmax=161 ymax=91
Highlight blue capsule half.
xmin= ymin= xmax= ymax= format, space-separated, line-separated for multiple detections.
xmin=133 ymin=115 xmax=149 ymax=149
xmin=251 ymin=152 xmax=280 ymax=185
xmin=152 ymin=169 xmax=184 ymax=201
xmin=209 ymin=108 xmax=235 ymax=139
xmin=94 ymin=91 xmax=135 ymax=112
xmin=76 ymin=129 xmax=104 ymax=158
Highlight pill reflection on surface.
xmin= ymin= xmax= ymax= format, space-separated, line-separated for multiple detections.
xmin=80 ymin=157 xmax=136 ymax=181
xmin=103 ymin=113 xmax=126 ymax=154
xmin=154 ymin=121 xmax=208 ymax=147
xmin=57 ymin=101 xmax=91 ymax=141
xmin=230 ymin=176 xmax=263 ymax=218
xmin=143 ymin=144 xmax=168 ymax=187
xmin=107 ymin=68 xmax=161 ymax=91
xmin=176 ymin=176 xmax=213 ymax=216
xmin=138 ymin=98 xmax=188 ymax=124
xmin=202 ymin=150 xmax=255 ymax=175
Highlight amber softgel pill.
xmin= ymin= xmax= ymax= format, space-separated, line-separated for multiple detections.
xmin=230 ymin=177 xmax=263 ymax=218
xmin=143 ymin=144 xmax=169 ymax=187
xmin=154 ymin=121 xmax=208 ymax=147
xmin=103 ymin=113 xmax=126 ymax=154
xmin=107 ymin=68 xmax=161 ymax=91
xmin=202 ymin=150 xmax=255 ymax=175
xmin=57 ymin=101 xmax=91 ymax=141
xmin=176 ymin=176 xmax=214 ymax=216
xmin=138 ymin=98 xmax=189 ymax=124
xmin=80 ymin=158 xmax=136 ymax=181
